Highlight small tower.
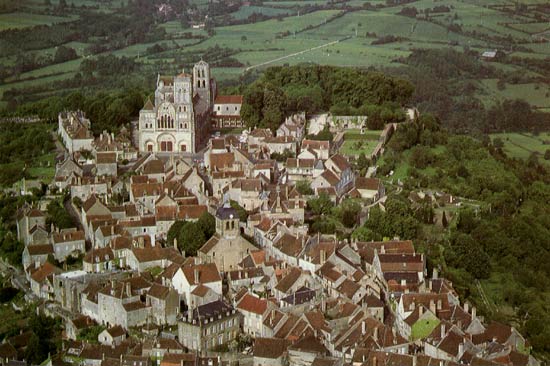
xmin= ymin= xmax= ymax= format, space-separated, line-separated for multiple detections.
xmin=215 ymin=201 xmax=240 ymax=239
xmin=193 ymin=60 xmax=211 ymax=104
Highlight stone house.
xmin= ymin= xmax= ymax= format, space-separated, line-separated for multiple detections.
xmin=66 ymin=315 xmax=96 ymax=340
xmin=83 ymin=247 xmax=115 ymax=273
xmin=146 ymin=283 xmax=180 ymax=326
xmin=22 ymin=244 xmax=53 ymax=270
xmin=96 ymin=152 xmax=118 ymax=177
xmin=52 ymin=229 xmax=86 ymax=262
xmin=28 ymin=262 xmax=61 ymax=300
xmin=172 ymin=262 xmax=222 ymax=307
xmin=212 ymin=95 xmax=244 ymax=129
xmin=236 ymin=292 xmax=273 ymax=337
xmin=16 ymin=206 xmax=46 ymax=245
xmin=301 ymin=140 xmax=330 ymax=161
xmin=98 ymin=325 xmax=126 ymax=346
xmin=178 ymin=300 xmax=241 ymax=352
xmin=58 ymin=111 xmax=94 ymax=154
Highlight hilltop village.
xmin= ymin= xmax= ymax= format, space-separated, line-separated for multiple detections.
xmin=7 ymin=61 xmax=539 ymax=366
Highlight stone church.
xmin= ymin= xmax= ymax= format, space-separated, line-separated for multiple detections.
xmin=138 ymin=60 xmax=215 ymax=154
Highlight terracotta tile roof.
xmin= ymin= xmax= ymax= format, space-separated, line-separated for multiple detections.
xmin=378 ymin=253 xmax=424 ymax=272
xmin=253 ymin=338 xmax=290 ymax=359
xmin=182 ymin=263 xmax=221 ymax=285
xmin=96 ymin=152 xmax=117 ymax=164
xmin=30 ymin=262 xmax=60 ymax=283
xmin=274 ymin=233 xmax=304 ymax=258
xmin=190 ymin=284 xmax=211 ymax=297
xmin=355 ymin=177 xmax=382 ymax=190
xmin=302 ymin=139 xmax=329 ymax=150
xmin=84 ymin=247 xmax=114 ymax=264
xmin=287 ymin=158 xmax=315 ymax=168
xmin=237 ymin=293 xmax=268 ymax=315
xmin=106 ymin=325 xmax=126 ymax=338
xmin=328 ymin=154 xmax=350 ymax=172
xmin=27 ymin=244 xmax=54 ymax=255
xmin=214 ymin=95 xmax=243 ymax=104
xmin=147 ymin=283 xmax=171 ymax=299
xmin=142 ymin=99 xmax=154 ymax=110
xmin=336 ymin=279 xmax=361 ymax=299
xmin=52 ymin=230 xmax=85 ymax=243
xmin=123 ymin=301 xmax=148 ymax=312
xmin=320 ymin=170 xmax=340 ymax=186
xmin=210 ymin=152 xmax=235 ymax=171
xmin=275 ymin=267 xmax=302 ymax=293
xmin=289 ymin=335 xmax=328 ymax=354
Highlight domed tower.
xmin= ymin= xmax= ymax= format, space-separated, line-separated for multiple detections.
xmin=193 ymin=60 xmax=211 ymax=105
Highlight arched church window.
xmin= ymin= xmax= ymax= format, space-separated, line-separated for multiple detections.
xmin=184 ymin=123 xmax=188 ymax=129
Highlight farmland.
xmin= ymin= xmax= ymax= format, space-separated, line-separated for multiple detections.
xmin=0 ymin=0 xmax=549 ymax=113
xmin=490 ymin=132 xmax=550 ymax=164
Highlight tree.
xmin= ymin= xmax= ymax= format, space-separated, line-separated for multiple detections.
xmin=307 ymin=193 xmax=333 ymax=216
xmin=441 ymin=211 xmax=448 ymax=228
xmin=197 ymin=212 xmax=215 ymax=239
xmin=493 ymin=138 xmax=504 ymax=149
xmin=167 ymin=221 xmax=206 ymax=256
xmin=296 ymin=180 xmax=314 ymax=195
xmin=54 ymin=46 xmax=77 ymax=64
xmin=241 ymin=35 xmax=247 ymax=42
xmin=230 ymin=200 xmax=248 ymax=222
xmin=544 ymin=149 xmax=550 ymax=160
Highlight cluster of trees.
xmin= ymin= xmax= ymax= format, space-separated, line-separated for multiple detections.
xmin=166 ymin=212 xmax=215 ymax=256
xmin=352 ymin=197 xmax=419 ymax=241
xmin=7 ymin=88 xmax=145 ymax=134
xmin=306 ymin=195 xmax=361 ymax=235
xmin=0 ymin=123 xmax=55 ymax=187
xmin=241 ymin=65 xmax=413 ymax=131
xmin=46 ymin=199 xmax=75 ymax=230
xmin=330 ymin=102 xmax=405 ymax=128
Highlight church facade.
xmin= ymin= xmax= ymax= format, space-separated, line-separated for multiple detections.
xmin=138 ymin=60 xmax=215 ymax=154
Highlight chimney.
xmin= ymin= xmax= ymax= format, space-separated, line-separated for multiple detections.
xmin=419 ymin=306 xmax=423 ymax=316
xmin=372 ymin=356 xmax=377 ymax=366
xmin=321 ymin=298 xmax=326 ymax=313
xmin=441 ymin=323 xmax=446 ymax=337
xmin=361 ymin=321 xmax=366 ymax=335
xmin=194 ymin=268 xmax=200 ymax=284
xmin=428 ymin=279 xmax=432 ymax=291
xmin=34 ymin=261 xmax=40 ymax=269
xmin=437 ymin=299 xmax=442 ymax=310
xmin=429 ymin=299 xmax=436 ymax=314
xmin=432 ymin=268 xmax=438 ymax=279
xmin=111 ymin=226 xmax=114 ymax=235
xmin=472 ymin=306 xmax=476 ymax=319
xmin=174 ymin=237 xmax=178 ymax=250
xmin=464 ymin=302 xmax=469 ymax=313
xmin=320 ymin=249 xmax=326 ymax=265
xmin=373 ymin=327 xmax=378 ymax=341
xmin=458 ymin=342 xmax=464 ymax=357
xmin=126 ymin=282 xmax=131 ymax=296
xmin=380 ymin=245 xmax=385 ymax=254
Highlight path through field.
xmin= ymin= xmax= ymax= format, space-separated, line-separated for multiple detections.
xmin=244 ymin=38 xmax=344 ymax=72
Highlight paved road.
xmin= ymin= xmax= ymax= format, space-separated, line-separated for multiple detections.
xmin=244 ymin=39 xmax=343 ymax=72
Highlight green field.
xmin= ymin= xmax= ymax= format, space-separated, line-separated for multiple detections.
xmin=0 ymin=12 xmax=76 ymax=30
xmin=1 ymin=0 xmax=549 ymax=111
xmin=229 ymin=5 xmax=294 ymax=20
xmin=339 ymin=129 xmax=382 ymax=156
xmin=478 ymin=80 xmax=550 ymax=110
xmin=491 ymin=132 xmax=550 ymax=161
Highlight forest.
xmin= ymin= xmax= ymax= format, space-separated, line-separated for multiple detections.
xmin=239 ymin=65 xmax=413 ymax=131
